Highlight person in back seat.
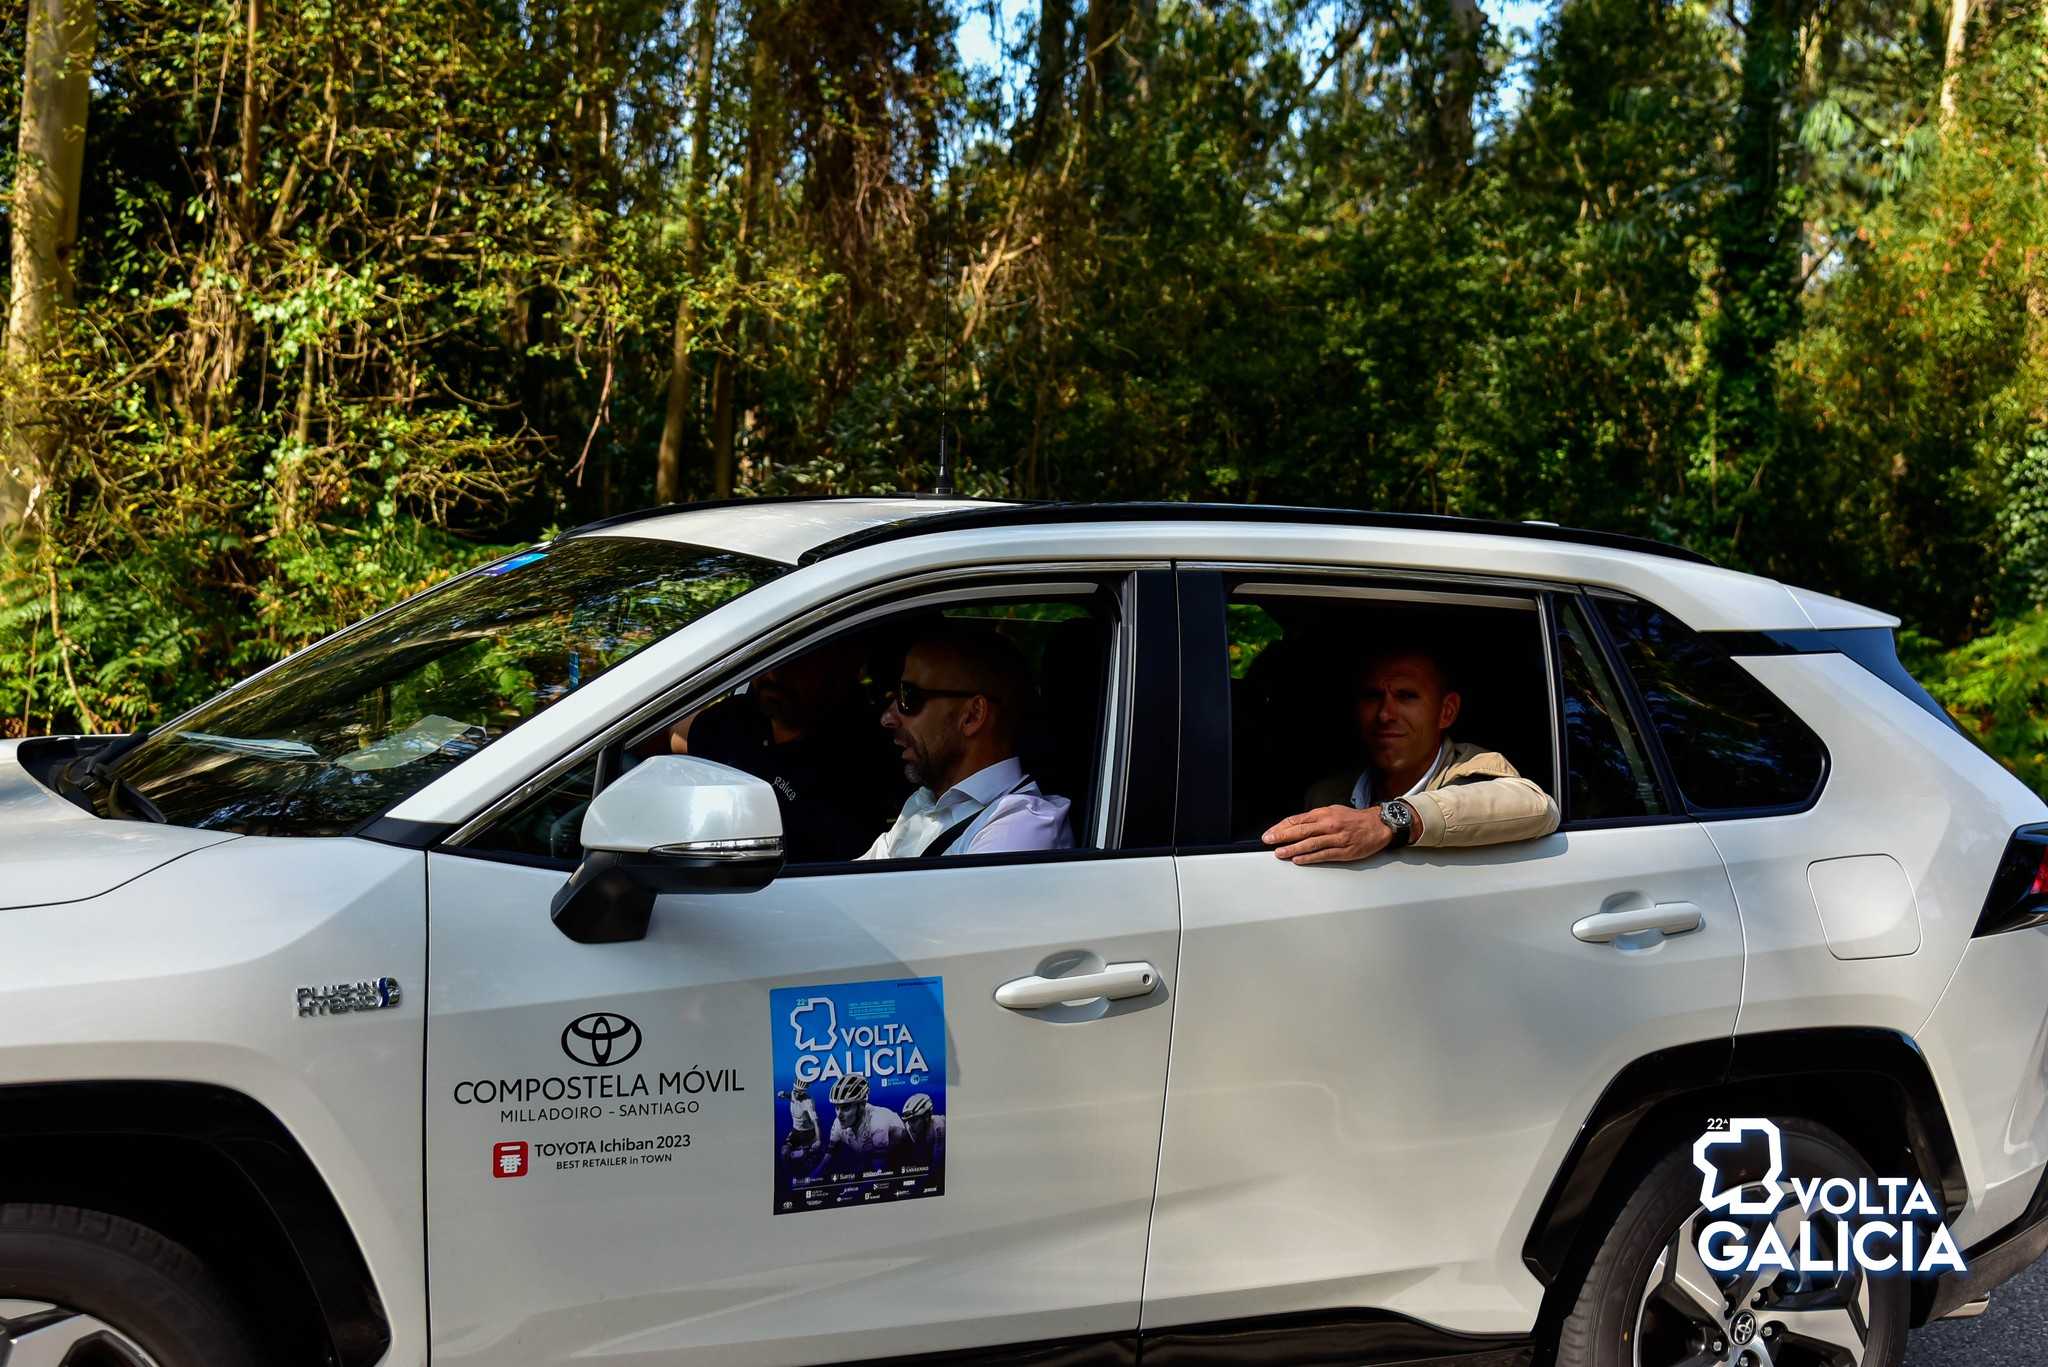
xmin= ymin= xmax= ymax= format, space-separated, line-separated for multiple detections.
xmin=1263 ymin=641 xmax=1557 ymax=864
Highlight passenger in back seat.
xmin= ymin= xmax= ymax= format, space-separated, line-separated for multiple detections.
xmin=1263 ymin=642 xmax=1558 ymax=864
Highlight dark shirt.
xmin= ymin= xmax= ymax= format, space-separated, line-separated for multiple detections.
xmin=687 ymin=692 xmax=907 ymax=863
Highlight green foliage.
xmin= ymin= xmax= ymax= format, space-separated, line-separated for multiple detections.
xmin=1916 ymin=612 xmax=2048 ymax=792
xmin=3 ymin=0 xmax=2048 ymax=793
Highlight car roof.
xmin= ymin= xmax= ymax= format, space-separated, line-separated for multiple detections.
xmin=565 ymin=496 xmax=1713 ymax=569
xmin=567 ymin=495 xmax=1016 ymax=565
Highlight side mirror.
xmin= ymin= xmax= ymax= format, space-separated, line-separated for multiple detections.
xmin=550 ymin=755 xmax=785 ymax=944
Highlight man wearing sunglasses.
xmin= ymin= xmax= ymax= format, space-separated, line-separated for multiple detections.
xmin=1262 ymin=641 xmax=1558 ymax=865
xmin=855 ymin=624 xmax=1073 ymax=860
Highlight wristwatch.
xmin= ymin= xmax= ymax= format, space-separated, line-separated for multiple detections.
xmin=1379 ymin=799 xmax=1415 ymax=849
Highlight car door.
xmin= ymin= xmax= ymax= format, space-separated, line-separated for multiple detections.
xmin=1142 ymin=570 xmax=1746 ymax=1341
xmin=422 ymin=568 xmax=1181 ymax=1367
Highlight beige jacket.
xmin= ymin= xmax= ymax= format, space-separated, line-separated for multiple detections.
xmin=1305 ymin=741 xmax=1560 ymax=849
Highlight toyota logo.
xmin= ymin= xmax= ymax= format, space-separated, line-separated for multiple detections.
xmin=561 ymin=1012 xmax=642 ymax=1067
xmin=1729 ymin=1310 xmax=1758 ymax=1346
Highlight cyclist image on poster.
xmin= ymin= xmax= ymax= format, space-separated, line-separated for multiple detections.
xmin=770 ymin=976 xmax=946 ymax=1214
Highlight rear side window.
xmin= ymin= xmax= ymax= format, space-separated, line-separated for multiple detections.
xmin=1595 ymin=597 xmax=1826 ymax=813
xmin=1553 ymin=598 xmax=1666 ymax=822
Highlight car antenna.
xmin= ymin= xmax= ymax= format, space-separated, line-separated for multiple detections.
xmin=933 ymin=413 xmax=955 ymax=496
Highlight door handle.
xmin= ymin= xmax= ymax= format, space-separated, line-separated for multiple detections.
xmin=996 ymin=962 xmax=1160 ymax=1011
xmin=1573 ymin=902 xmax=1703 ymax=944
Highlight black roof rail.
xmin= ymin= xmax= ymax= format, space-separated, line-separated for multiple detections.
xmin=795 ymin=501 xmax=1715 ymax=567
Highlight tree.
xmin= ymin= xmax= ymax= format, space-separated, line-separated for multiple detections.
xmin=1700 ymin=0 xmax=1811 ymax=555
xmin=656 ymin=0 xmax=720 ymax=503
xmin=1941 ymin=0 xmax=1971 ymax=123
xmin=3 ymin=0 xmax=95 ymax=538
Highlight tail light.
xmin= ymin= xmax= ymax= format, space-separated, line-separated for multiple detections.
xmin=1975 ymin=824 xmax=2048 ymax=937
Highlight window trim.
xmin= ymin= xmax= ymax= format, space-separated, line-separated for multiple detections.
xmin=448 ymin=565 xmax=1169 ymax=869
xmin=1545 ymin=591 xmax=1685 ymax=831
xmin=1172 ymin=566 xmax=1562 ymax=855
xmin=1587 ymin=592 xmax=1832 ymax=821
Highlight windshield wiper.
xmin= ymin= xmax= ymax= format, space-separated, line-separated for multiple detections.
xmin=107 ymin=775 xmax=167 ymax=823
xmin=93 ymin=727 xmax=153 ymax=764
xmin=54 ymin=740 xmax=168 ymax=824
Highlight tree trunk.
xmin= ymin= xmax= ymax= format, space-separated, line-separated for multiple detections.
xmin=656 ymin=0 xmax=719 ymax=505
xmin=1940 ymin=0 xmax=1970 ymax=126
xmin=1080 ymin=0 xmax=1122 ymax=126
xmin=239 ymin=0 xmax=264 ymax=239
xmin=1032 ymin=0 xmax=1072 ymax=159
xmin=3 ymin=0 xmax=96 ymax=538
xmin=710 ymin=28 xmax=771 ymax=497
xmin=1432 ymin=0 xmax=1483 ymax=184
xmin=1706 ymin=0 xmax=1807 ymax=548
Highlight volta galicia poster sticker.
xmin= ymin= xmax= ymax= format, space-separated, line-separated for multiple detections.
xmin=771 ymin=977 xmax=945 ymax=1214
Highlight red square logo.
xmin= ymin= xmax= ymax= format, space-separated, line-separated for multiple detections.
xmin=491 ymin=1141 xmax=528 ymax=1179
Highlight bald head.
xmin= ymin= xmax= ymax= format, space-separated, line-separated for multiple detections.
xmin=883 ymin=624 xmax=1038 ymax=792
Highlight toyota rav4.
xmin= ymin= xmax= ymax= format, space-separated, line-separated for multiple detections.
xmin=2 ymin=498 xmax=2045 ymax=1367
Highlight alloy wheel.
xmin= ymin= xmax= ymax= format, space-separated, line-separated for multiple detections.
xmin=1631 ymin=1189 xmax=1872 ymax=1367
xmin=0 ymin=1299 xmax=162 ymax=1367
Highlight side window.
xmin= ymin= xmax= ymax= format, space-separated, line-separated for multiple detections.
xmin=1222 ymin=582 xmax=1557 ymax=841
xmin=1552 ymin=597 xmax=1666 ymax=822
xmin=1594 ymin=596 xmax=1827 ymax=813
xmin=467 ymin=758 xmax=602 ymax=863
xmin=470 ymin=589 xmax=1120 ymax=867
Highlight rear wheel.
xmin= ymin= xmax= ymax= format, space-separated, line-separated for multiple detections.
xmin=1556 ymin=1118 xmax=1908 ymax=1367
xmin=0 ymin=1204 xmax=260 ymax=1367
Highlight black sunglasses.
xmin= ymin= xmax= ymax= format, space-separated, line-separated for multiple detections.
xmin=888 ymin=680 xmax=981 ymax=716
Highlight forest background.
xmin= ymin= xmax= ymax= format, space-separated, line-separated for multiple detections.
xmin=6 ymin=0 xmax=2048 ymax=787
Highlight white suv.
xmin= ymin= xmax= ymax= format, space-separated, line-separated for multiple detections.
xmin=3 ymin=497 xmax=2045 ymax=1367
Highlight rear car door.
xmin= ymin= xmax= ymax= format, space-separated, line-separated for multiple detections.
xmin=1143 ymin=569 xmax=1746 ymax=1344
xmin=422 ymin=567 xmax=1182 ymax=1366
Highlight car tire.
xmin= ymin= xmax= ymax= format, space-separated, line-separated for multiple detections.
xmin=1555 ymin=1117 xmax=1908 ymax=1367
xmin=0 ymin=1202 xmax=263 ymax=1367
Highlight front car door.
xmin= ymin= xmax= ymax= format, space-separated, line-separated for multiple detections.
xmin=1143 ymin=568 xmax=1746 ymax=1346
xmin=422 ymin=565 xmax=1181 ymax=1365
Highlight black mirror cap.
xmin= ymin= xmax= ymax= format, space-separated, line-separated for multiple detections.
xmin=550 ymin=848 xmax=786 ymax=944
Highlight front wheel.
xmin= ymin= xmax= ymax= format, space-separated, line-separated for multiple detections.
xmin=1555 ymin=1118 xmax=1908 ymax=1367
xmin=0 ymin=1203 xmax=261 ymax=1367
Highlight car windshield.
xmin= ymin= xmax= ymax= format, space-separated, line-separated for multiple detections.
xmin=110 ymin=537 xmax=787 ymax=835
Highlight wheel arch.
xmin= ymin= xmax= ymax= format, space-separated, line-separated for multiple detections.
xmin=0 ymin=1079 xmax=390 ymax=1367
xmin=1522 ymin=1028 xmax=1968 ymax=1355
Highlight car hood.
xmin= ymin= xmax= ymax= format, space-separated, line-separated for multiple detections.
xmin=0 ymin=739 xmax=240 ymax=909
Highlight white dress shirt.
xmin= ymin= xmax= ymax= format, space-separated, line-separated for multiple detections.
xmin=1349 ymin=739 xmax=1450 ymax=809
xmin=856 ymin=756 xmax=1074 ymax=860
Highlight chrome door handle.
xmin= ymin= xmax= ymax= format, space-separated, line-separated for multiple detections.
xmin=995 ymin=962 xmax=1160 ymax=1011
xmin=1573 ymin=902 xmax=1703 ymax=944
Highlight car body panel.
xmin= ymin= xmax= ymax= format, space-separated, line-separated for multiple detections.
xmin=0 ymin=740 xmax=238 ymax=908
xmin=423 ymin=851 xmax=1179 ymax=1366
xmin=1785 ymin=583 xmax=1901 ymax=630
xmin=1149 ymin=826 xmax=1744 ymax=1335
xmin=1918 ymin=931 xmax=2048 ymax=1246
xmin=1710 ymin=653 xmax=2048 ymax=1245
xmin=0 ymin=834 xmax=428 ymax=1365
